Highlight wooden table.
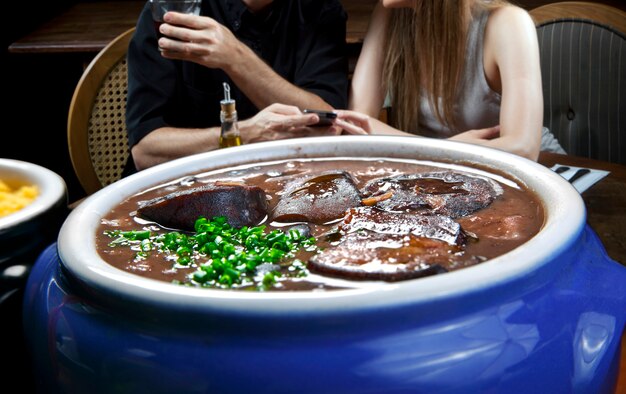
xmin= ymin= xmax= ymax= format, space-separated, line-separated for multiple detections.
xmin=538 ymin=152 xmax=625 ymax=394
xmin=7 ymin=0 xmax=376 ymax=54
xmin=8 ymin=1 xmax=145 ymax=54
xmin=539 ymin=152 xmax=625 ymax=266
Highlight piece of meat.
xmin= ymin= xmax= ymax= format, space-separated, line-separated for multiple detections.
xmin=340 ymin=206 xmax=466 ymax=245
xmin=362 ymin=172 xmax=502 ymax=218
xmin=309 ymin=232 xmax=452 ymax=282
xmin=272 ymin=171 xmax=362 ymax=224
xmin=307 ymin=206 xmax=468 ymax=282
xmin=136 ymin=183 xmax=268 ymax=231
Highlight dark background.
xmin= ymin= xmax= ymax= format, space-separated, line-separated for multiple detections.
xmin=4 ymin=0 xmax=86 ymax=204
xmin=2 ymin=0 xmax=625 ymax=392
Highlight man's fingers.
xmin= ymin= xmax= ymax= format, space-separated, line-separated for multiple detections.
xmin=282 ymin=114 xmax=319 ymax=128
xmin=159 ymin=24 xmax=207 ymax=44
xmin=159 ymin=49 xmax=187 ymax=59
xmin=163 ymin=12 xmax=210 ymax=30
xmin=265 ymin=103 xmax=304 ymax=116
xmin=158 ymin=35 xmax=186 ymax=51
xmin=158 ymin=41 xmax=203 ymax=58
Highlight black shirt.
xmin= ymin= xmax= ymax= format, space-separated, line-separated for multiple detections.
xmin=126 ymin=0 xmax=348 ymax=152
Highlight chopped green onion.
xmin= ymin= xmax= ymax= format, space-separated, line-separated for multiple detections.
xmin=104 ymin=216 xmax=317 ymax=289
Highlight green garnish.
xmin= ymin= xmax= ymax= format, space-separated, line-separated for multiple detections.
xmin=105 ymin=216 xmax=316 ymax=289
xmin=105 ymin=230 xmax=152 ymax=248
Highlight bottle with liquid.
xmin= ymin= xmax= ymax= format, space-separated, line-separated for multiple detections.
xmin=219 ymin=82 xmax=242 ymax=148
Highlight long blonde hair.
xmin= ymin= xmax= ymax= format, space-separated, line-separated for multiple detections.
xmin=383 ymin=0 xmax=508 ymax=132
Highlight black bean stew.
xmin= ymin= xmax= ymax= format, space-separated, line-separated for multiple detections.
xmin=96 ymin=158 xmax=544 ymax=291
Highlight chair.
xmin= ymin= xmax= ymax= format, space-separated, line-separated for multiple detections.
xmin=67 ymin=28 xmax=135 ymax=195
xmin=530 ymin=2 xmax=626 ymax=165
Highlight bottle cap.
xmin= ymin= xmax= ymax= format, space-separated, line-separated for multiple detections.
xmin=220 ymin=82 xmax=236 ymax=116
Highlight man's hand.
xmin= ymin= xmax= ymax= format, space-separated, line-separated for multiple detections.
xmin=158 ymin=11 xmax=244 ymax=70
xmin=240 ymin=104 xmax=343 ymax=144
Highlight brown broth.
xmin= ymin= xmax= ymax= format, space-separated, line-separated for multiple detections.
xmin=96 ymin=158 xmax=544 ymax=291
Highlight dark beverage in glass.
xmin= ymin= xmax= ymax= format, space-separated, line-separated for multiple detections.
xmin=150 ymin=0 xmax=202 ymax=38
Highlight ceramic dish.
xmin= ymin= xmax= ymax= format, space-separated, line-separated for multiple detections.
xmin=0 ymin=158 xmax=66 ymax=236
xmin=0 ymin=158 xmax=67 ymax=284
xmin=23 ymin=137 xmax=625 ymax=393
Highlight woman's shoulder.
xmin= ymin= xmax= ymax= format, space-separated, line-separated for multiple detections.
xmin=486 ymin=4 xmax=535 ymax=32
xmin=482 ymin=3 xmax=541 ymax=79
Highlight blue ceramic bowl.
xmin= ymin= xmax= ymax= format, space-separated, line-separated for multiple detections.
xmin=23 ymin=137 xmax=626 ymax=393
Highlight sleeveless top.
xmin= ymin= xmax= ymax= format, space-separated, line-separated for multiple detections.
xmin=417 ymin=10 xmax=499 ymax=138
xmin=413 ymin=9 xmax=566 ymax=153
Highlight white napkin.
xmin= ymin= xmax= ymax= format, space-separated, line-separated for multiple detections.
xmin=550 ymin=164 xmax=610 ymax=193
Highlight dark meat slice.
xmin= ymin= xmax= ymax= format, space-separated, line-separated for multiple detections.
xmin=309 ymin=232 xmax=452 ymax=282
xmin=340 ymin=206 xmax=466 ymax=245
xmin=272 ymin=171 xmax=362 ymax=224
xmin=362 ymin=172 xmax=502 ymax=218
xmin=136 ymin=183 xmax=268 ymax=231
xmin=307 ymin=207 xmax=467 ymax=282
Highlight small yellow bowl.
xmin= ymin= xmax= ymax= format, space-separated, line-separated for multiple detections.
xmin=0 ymin=159 xmax=67 ymax=236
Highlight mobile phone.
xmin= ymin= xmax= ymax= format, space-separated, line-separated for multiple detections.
xmin=303 ymin=109 xmax=338 ymax=126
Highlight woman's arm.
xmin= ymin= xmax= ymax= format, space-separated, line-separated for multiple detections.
xmin=333 ymin=110 xmax=411 ymax=136
xmin=349 ymin=3 xmax=390 ymax=116
xmin=341 ymin=5 xmax=543 ymax=161
xmin=342 ymin=3 xmax=411 ymax=135
xmin=457 ymin=6 xmax=542 ymax=161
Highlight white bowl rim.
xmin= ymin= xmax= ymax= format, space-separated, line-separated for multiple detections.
xmin=0 ymin=158 xmax=67 ymax=231
xmin=58 ymin=136 xmax=585 ymax=315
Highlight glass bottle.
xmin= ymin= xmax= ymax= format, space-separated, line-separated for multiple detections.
xmin=219 ymin=82 xmax=242 ymax=148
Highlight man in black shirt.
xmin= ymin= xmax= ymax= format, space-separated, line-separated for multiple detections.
xmin=126 ymin=0 xmax=349 ymax=173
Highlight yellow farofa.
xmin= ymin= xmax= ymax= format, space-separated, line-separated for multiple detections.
xmin=0 ymin=180 xmax=39 ymax=218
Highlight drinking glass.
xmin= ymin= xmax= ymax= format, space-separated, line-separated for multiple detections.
xmin=150 ymin=0 xmax=202 ymax=38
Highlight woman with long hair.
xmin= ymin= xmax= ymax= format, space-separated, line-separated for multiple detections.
xmin=335 ymin=0 xmax=564 ymax=161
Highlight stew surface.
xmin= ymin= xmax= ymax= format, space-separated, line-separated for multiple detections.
xmin=96 ymin=157 xmax=544 ymax=291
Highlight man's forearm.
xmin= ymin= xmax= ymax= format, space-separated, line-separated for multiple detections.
xmin=225 ymin=44 xmax=332 ymax=111
xmin=131 ymin=126 xmax=221 ymax=170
